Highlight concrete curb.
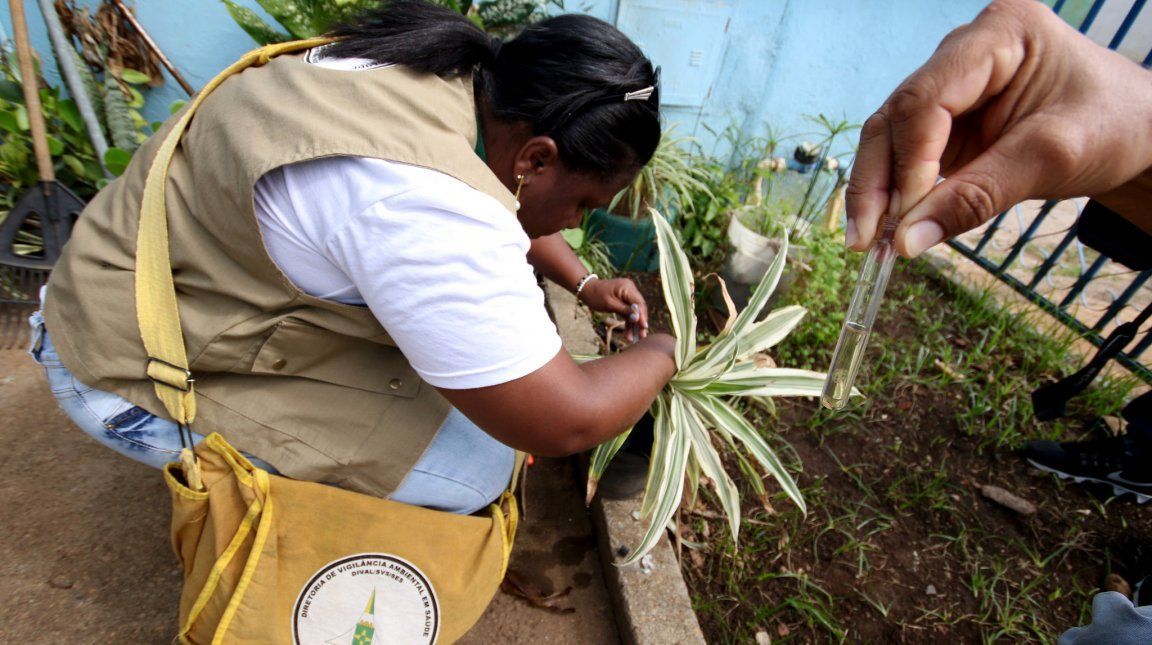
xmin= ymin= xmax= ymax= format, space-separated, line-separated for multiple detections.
xmin=545 ymin=280 xmax=707 ymax=645
xmin=591 ymin=495 xmax=708 ymax=645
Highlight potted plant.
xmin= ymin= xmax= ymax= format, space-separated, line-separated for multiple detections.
xmin=585 ymin=128 xmax=710 ymax=272
xmin=722 ymin=116 xmax=857 ymax=308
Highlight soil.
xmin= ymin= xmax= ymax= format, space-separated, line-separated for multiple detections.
xmin=621 ymin=266 xmax=1152 ymax=642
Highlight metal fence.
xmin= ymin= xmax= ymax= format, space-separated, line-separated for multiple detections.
xmin=946 ymin=0 xmax=1152 ymax=384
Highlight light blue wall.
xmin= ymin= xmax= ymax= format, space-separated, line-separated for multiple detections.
xmin=574 ymin=0 xmax=987 ymax=157
xmin=735 ymin=1 xmax=983 ymax=154
xmin=13 ymin=0 xmax=1122 ymax=161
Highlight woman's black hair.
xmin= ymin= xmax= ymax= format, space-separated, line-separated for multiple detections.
xmin=327 ymin=0 xmax=660 ymax=177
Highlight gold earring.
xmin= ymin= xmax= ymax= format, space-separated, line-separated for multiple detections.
xmin=514 ymin=174 xmax=525 ymax=211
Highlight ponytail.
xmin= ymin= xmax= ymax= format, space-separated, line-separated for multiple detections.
xmin=326 ymin=0 xmax=497 ymax=78
xmin=328 ymin=1 xmax=661 ymax=177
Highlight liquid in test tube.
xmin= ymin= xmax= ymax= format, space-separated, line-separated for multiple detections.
xmin=821 ymin=219 xmax=899 ymax=410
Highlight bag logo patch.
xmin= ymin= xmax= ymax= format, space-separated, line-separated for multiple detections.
xmin=292 ymin=553 xmax=440 ymax=644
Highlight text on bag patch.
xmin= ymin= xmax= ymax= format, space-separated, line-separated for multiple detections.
xmin=292 ymin=553 xmax=440 ymax=644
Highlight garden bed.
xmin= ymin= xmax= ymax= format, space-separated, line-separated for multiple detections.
xmin=618 ymin=260 xmax=1146 ymax=642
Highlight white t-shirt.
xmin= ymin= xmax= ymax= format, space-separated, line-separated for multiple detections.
xmin=252 ymin=156 xmax=562 ymax=389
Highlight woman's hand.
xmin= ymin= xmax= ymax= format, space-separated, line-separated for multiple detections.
xmin=578 ymin=277 xmax=649 ymax=341
xmin=846 ymin=0 xmax=1152 ymax=258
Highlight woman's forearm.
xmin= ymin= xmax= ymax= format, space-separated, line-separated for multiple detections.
xmin=564 ymin=332 xmax=677 ymax=453
xmin=527 ymin=232 xmax=588 ymax=292
xmin=435 ymin=333 xmax=677 ymax=457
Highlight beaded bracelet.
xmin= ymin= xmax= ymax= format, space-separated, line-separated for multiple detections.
xmin=574 ymin=273 xmax=599 ymax=300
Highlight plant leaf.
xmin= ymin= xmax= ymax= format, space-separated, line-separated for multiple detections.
xmin=731 ymin=232 xmax=789 ymax=335
xmin=15 ymin=104 xmax=28 ymax=131
xmin=561 ymin=227 xmax=584 ymax=249
xmin=104 ymin=147 xmax=134 ymax=177
xmin=0 ymin=109 xmax=20 ymax=133
xmin=586 ymin=428 xmax=631 ymax=506
xmin=682 ymin=394 xmax=741 ymax=544
xmin=255 ymin=0 xmax=315 ymax=37
xmin=652 ymin=208 xmax=696 ymax=368
xmin=736 ymin=305 xmax=807 ymax=361
xmin=0 ymin=80 xmax=22 ymax=103
xmin=687 ymin=393 xmax=805 ymax=515
xmin=701 ymin=365 xmax=831 ymax=399
xmin=684 ymin=446 xmax=701 ymax=510
xmin=57 ymin=99 xmax=83 ymax=133
xmin=623 ymin=393 xmax=691 ymax=566
xmin=672 ymin=338 xmax=739 ymax=390
xmin=639 ymin=393 xmax=670 ymax=518
xmin=102 ymin=76 xmax=138 ymax=153
xmin=222 ymin=0 xmax=292 ymax=44
xmin=706 ymin=273 xmax=737 ymax=334
xmin=118 ymin=69 xmax=151 ymax=85
xmin=681 ymin=235 xmax=789 ymax=380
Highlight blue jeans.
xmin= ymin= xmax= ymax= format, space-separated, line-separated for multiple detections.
xmin=28 ymin=311 xmax=514 ymax=515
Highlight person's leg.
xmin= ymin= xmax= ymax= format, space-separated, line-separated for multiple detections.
xmin=29 ymin=311 xmax=508 ymax=509
xmin=28 ymin=313 xmax=276 ymax=472
xmin=1059 ymin=591 xmax=1152 ymax=644
xmin=389 ymin=408 xmax=516 ymax=515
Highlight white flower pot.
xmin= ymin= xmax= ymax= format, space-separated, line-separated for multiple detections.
xmin=719 ymin=214 xmax=805 ymax=312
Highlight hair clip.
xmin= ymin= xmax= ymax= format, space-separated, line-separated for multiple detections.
xmin=624 ymin=85 xmax=655 ymax=102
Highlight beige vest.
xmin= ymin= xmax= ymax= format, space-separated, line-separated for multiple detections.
xmin=44 ymin=53 xmax=517 ymax=497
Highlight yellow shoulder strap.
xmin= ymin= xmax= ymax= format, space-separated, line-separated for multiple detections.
xmin=134 ymin=39 xmax=332 ymax=488
xmin=135 ymin=38 xmax=333 ymax=427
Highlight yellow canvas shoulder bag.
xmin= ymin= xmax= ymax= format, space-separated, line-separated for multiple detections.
xmin=136 ymin=40 xmax=521 ymax=644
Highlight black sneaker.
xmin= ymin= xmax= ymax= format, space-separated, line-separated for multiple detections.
xmin=1019 ymin=427 xmax=1152 ymax=503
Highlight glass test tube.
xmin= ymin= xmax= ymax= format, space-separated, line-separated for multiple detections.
xmin=820 ymin=224 xmax=898 ymax=410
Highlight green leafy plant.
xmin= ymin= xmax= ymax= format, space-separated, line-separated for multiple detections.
xmin=774 ymin=227 xmax=852 ymax=370
xmin=0 ymin=48 xmax=103 ymax=221
xmin=53 ymin=1 xmax=177 ymax=178
xmin=585 ymin=209 xmax=848 ymax=565
xmin=222 ymin=0 xmax=563 ymax=44
xmin=221 ymin=0 xmax=378 ymax=43
xmin=561 ymin=223 xmax=614 ymax=279
xmin=0 ymin=35 xmax=172 ymax=254
xmin=609 ymin=128 xmax=711 ymax=221
xmin=55 ymin=1 xmax=170 ymax=164
xmin=476 ymin=0 xmax=563 ymax=37
xmin=676 ymin=156 xmax=742 ymax=272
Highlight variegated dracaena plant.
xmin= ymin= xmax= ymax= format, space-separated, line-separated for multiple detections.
xmin=585 ymin=209 xmax=852 ymax=566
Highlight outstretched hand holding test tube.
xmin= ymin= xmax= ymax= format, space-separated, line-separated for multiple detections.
xmin=822 ymin=0 xmax=1152 ymax=408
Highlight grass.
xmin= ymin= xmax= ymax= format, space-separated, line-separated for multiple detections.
xmin=681 ymin=256 xmax=1146 ymax=643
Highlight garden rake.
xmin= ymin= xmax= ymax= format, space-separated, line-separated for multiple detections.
xmin=0 ymin=0 xmax=85 ymax=349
